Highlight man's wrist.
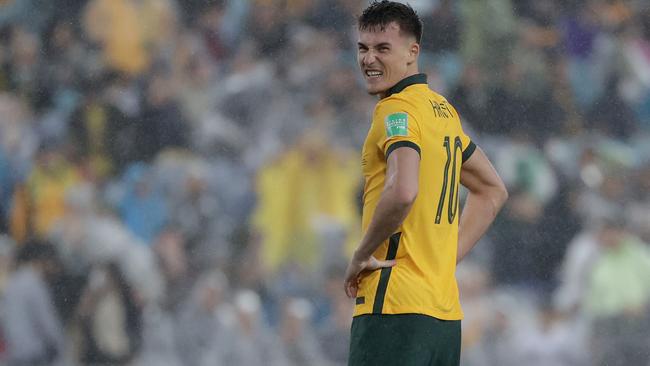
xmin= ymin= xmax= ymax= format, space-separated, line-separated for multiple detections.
xmin=353 ymin=248 xmax=371 ymax=262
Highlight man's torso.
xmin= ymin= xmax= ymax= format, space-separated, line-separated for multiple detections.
xmin=355 ymin=74 xmax=475 ymax=320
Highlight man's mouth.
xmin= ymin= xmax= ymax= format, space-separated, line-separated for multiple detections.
xmin=365 ymin=70 xmax=383 ymax=78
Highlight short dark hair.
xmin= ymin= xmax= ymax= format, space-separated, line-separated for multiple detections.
xmin=358 ymin=1 xmax=423 ymax=44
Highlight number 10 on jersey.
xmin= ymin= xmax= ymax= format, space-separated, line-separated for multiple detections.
xmin=435 ymin=136 xmax=462 ymax=224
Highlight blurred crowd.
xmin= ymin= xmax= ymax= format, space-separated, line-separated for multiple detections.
xmin=0 ymin=0 xmax=649 ymax=365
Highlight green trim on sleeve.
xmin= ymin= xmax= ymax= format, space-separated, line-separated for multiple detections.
xmin=386 ymin=141 xmax=421 ymax=160
xmin=462 ymin=141 xmax=476 ymax=163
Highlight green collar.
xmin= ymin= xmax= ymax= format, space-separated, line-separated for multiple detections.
xmin=384 ymin=73 xmax=427 ymax=98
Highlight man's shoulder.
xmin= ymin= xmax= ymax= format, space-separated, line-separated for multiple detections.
xmin=374 ymin=93 xmax=421 ymax=116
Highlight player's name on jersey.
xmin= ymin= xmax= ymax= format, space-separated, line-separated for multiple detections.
xmin=430 ymin=100 xmax=454 ymax=119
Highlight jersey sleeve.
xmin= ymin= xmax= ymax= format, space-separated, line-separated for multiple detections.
xmin=447 ymin=102 xmax=476 ymax=164
xmin=373 ymin=98 xmax=422 ymax=160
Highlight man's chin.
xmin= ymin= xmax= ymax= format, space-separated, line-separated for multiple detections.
xmin=366 ymin=85 xmax=386 ymax=96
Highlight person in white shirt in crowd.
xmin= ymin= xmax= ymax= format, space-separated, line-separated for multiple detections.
xmin=1 ymin=241 xmax=65 ymax=366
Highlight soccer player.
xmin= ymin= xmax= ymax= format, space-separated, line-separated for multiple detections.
xmin=343 ymin=2 xmax=508 ymax=365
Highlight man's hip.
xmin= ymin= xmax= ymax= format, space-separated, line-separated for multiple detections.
xmin=349 ymin=313 xmax=461 ymax=366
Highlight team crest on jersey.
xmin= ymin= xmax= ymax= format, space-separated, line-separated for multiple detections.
xmin=385 ymin=112 xmax=408 ymax=137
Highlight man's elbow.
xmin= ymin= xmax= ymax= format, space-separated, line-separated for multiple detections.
xmin=393 ymin=185 xmax=418 ymax=207
xmin=493 ymin=183 xmax=508 ymax=210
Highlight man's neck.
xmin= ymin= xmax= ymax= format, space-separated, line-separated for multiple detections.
xmin=379 ymin=70 xmax=421 ymax=99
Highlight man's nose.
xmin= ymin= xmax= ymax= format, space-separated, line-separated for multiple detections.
xmin=362 ymin=50 xmax=377 ymax=66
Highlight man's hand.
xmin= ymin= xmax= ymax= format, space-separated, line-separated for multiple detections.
xmin=343 ymin=253 xmax=396 ymax=298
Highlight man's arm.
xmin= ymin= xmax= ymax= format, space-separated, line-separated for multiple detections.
xmin=457 ymin=147 xmax=508 ymax=263
xmin=344 ymin=147 xmax=420 ymax=298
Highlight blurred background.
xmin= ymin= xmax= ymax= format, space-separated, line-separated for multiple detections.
xmin=0 ymin=0 xmax=649 ymax=365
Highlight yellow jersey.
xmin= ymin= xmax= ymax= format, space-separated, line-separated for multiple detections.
xmin=354 ymin=74 xmax=476 ymax=320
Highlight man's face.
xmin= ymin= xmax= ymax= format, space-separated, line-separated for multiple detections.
xmin=357 ymin=22 xmax=417 ymax=97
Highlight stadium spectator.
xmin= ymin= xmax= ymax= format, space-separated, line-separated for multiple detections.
xmin=118 ymin=163 xmax=168 ymax=245
xmin=9 ymin=141 xmax=81 ymax=242
xmin=175 ymin=270 xmax=232 ymax=366
xmin=75 ymin=262 xmax=143 ymax=365
xmin=279 ymin=297 xmax=329 ymax=366
xmin=584 ymin=218 xmax=650 ymax=366
xmin=136 ymin=71 xmax=189 ymax=162
xmin=1 ymin=241 xmax=65 ymax=366
xmin=68 ymin=77 xmax=131 ymax=181
xmin=317 ymin=265 xmax=352 ymax=366
xmin=81 ymin=0 xmax=149 ymax=75
xmin=226 ymin=289 xmax=289 ymax=365
xmin=253 ymin=127 xmax=359 ymax=277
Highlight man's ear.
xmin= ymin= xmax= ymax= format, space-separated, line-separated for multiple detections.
xmin=408 ymin=42 xmax=420 ymax=64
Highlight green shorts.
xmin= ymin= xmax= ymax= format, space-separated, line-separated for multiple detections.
xmin=349 ymin=314 xmax=461 ymax=366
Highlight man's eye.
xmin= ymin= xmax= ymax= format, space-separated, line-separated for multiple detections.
xmin=379 ymin=47 xmax=389 ymax=52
